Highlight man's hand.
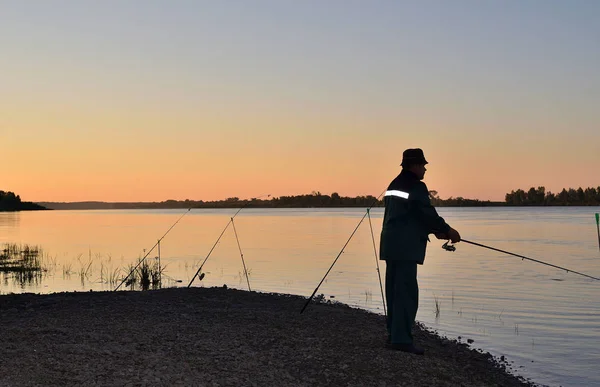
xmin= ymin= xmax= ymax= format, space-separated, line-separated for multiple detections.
xmin=447 ymin=227 xmax=461 ymax=243
xmin=434 ymin=233 xmax=447 ymax=240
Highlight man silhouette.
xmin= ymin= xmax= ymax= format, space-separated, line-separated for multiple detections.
xmin=380 ymin=148 xmax=460 ymax=355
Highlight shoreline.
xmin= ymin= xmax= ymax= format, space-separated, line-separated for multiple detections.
xmin=0 ymin=287 xmax=536 ymax=386
xmin=30 ymin=204 xmax=600 ymax=210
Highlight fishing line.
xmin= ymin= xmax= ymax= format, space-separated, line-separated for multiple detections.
xmin=300 ymin=190 xmax=386 ymax=314
xmin=187 ymin=194 xmax=270 ymax=288
xmin=450 ymin=239 xmax=600 ymax=281
xmin=115 ymin=208 xmax=191 ymax=291
xmin=367 ymin=208 xmax=386 ymax=316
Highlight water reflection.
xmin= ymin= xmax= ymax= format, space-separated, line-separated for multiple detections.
xmin=0 ymin=212 xmax=20 ymax=230
xmin=0 ymin=242 xmax=44 ymax=288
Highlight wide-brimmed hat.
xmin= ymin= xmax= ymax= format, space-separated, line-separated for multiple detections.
xmin=401 ymin=148 xmax=428 ymax=166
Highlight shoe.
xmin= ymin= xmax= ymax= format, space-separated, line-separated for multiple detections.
xmin=387 ymin=343 xmax=425 ymax=355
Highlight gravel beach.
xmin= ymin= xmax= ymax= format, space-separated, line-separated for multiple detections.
xmin=0 ymin=287 xmax=537 ymax=386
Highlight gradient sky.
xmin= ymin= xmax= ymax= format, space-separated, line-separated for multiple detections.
xmin=2 ymin=0 xmax=599 ymax=202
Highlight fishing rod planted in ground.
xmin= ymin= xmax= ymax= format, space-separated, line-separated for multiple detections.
xmin=367 ymin=208 xmax=387 ymax=317
xmin=115 ymin=208 xmax=191 ymax=291
xmin=596 ymin=212 xmax=600 ymax=250
xmin=187 ymin=194 xmax=270 ymax=288
xmin=443 ymin=239 xmax=600 ymax=281
xmin=231 ymin=217 xmax=251 ymax=291
xmin=300 ymin=191 xmax=385 ymax=314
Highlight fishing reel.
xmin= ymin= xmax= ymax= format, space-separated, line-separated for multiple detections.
xmin=442 ymin=240 xmax=456 ymax=252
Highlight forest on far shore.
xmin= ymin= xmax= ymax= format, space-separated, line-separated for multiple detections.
xmin=0 ymin=191 xmax=47 ymax=211
xmin=29 ymin=185 xmax=600 ymax=210
xmin=503 ymin=186 xmax=600 ymax=206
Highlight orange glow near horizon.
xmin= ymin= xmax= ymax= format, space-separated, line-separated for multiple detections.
xmin=4 ymin=104 xmax=600 ymax=202
xmin=5 ymin=112 xmax=599 ymax=204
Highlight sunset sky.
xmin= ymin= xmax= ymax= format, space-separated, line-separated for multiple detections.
xmin=2 ymin=1 xmax=599 ymax=202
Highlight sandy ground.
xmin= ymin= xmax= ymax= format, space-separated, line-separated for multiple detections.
xmin=0 ymin=287 xmax=537 ymax=387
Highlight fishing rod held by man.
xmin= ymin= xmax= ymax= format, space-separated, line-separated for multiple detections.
xmin=444 ymin=239 xmax=600 ymax=281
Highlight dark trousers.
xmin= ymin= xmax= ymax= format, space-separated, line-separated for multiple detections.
xmin=385 ymin=261 xmax=418 ymax=344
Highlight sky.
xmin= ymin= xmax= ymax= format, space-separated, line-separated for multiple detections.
xmin=2 ymin=0 xmax=599 ymax=202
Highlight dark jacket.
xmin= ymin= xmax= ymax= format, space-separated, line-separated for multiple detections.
xmin=379 ymin=170 xmax=450 ymax=264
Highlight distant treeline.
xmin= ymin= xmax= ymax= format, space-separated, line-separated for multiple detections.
xmin=38 ymin=192 xmax=382 ymax=210
xmin=428 ymin=190 xmax=503 ymax=207
xmin=39 ymin=191 xmax=502 ymax=210
xmin=0 ymin=190 xmax=47 ymax=211
xmin=505 ymin=186 xmax=600 ymax=206
xmin=33 ymin=186 xmax=600 ymax=210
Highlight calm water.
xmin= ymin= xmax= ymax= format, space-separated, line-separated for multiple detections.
xmin=1 ymin=207 xmax=599 ymax=387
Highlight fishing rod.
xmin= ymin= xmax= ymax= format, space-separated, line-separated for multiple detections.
xmin=300 ymin=190 xmax=386 ymax=314
xmin=367 ymin=208 xmax=386 ymax=316
xmin=187 ymin=194 xmax=270 ymax=288
xmin=596 ymin=212 xmax=600 ymax=250
xmin=115 ymin=208 xmax=191 ymax=291
xmin=231 ymin=217 xmax=251 ymax=291
xmin=444 ymin=239 xmax=600 ymax=281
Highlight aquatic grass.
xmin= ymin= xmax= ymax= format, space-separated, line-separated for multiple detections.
xmin=150 ymin=265 xmax=161 ymax=287
xmin=236 ymin=267 xmax=253 ymax=285
xmin=433 ymin=294 xmax=441 ymax=318
xmin=364 ymin=289 xmax=373 ymax=302
xmin=0 ymin=243 xmax=44 ymax=272
xmin=139 ymin=260 xmax=152 ymax=289
xmin=98 ymin=261 xmax=121 ymax=286
xmin=124 ymin=263 xmax=138 ymax=288
xmin=77 ymin=251 xmax=94 ymax=285
xmin=137 ymin=257 xmax=163 ymax=290
xmin=0 ymin=243 xmax=187 ymax=292
xmin=0 ymin=243 xmax=45 ymax=287
xmin=109 ymin=268 xmax=120 ymax=285
xmin=123 ymin=257 xmax=164 ymax=290
xmin=92 ymin=253 xmax=123 ymax=286
xmin=13 ymin=269 xmax=42 ymax=287
xmin=100 ymin=262 xmax=106 ymax=283
xmin=43 ymin=253 xmax=58 ymax=271
xmin=62 ymin=262 xmax=73 ymax=277
xmin=0 ymin=244 xmax=178 ymax=291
